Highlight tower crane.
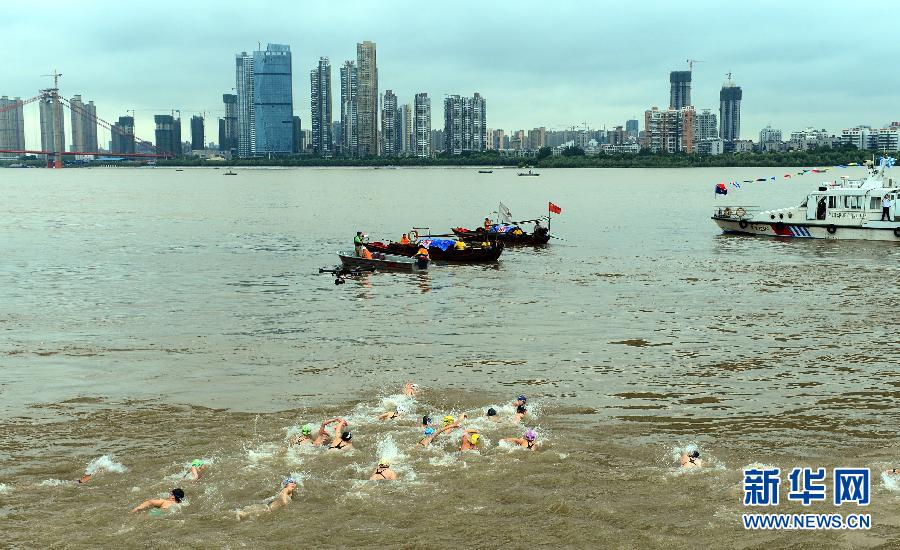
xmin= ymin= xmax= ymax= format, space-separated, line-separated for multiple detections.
xmin=686 ymin=59 xmax=705 ymax=71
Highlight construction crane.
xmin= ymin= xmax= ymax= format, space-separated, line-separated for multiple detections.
xmin=686 ymin=59 xmax=705 ymax=71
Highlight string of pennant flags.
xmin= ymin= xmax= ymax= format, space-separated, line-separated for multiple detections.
xmin=715 ymin=156 xmax=896 ymax=195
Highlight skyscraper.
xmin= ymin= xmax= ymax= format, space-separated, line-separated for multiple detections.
xmin=191 ymin=115 xmax=205 ymax=150
xmin=310 ymin=57 xmax=333 ymax=156
xmin=292 ymin=116 xmax=302 ymax=153
xmin=443 ymin=93 xmax=487 ymax=155
xmin=111 ymin=116 xmax=135 ymax=155
xmin=625 ymin=119 xmax=639 ymax=140
xmin=356 ymin=41 xmax=378 ymax=157
xmin=69 ymin=95 xmax=97 ymax=154
xmin=399 ymin=104 xmax=412 ymax=154
xmin=253 ymin=44 xmax=293 ymax=156
xmin=39 ymin=95 xmax=66 ymax=155
xmin=0 ymin=96 xmax=26 ymax=157
xmin=720 ymin=75 xmax=742 ymax=144
xmin=235 ymin=51 xmax=254 ymax=157
xmin=154 ymin=114 xmax=181 ymax=157
xmin=694 ymin=109 xmax=718 ymax=141
xmin=413 ymin=92 xmax=431 ymax=158
xmin=221 ymin=93 xmax=238 ymax=154
xmin=381 ymin=90 xmax=401 ymax=156
xmin=669 ymin=71 xmax=692 ymax=110
xmin=339 ymin=60 xmax=358 ymax=156
xmin=642 ymin=106 xmax=695 ymax=153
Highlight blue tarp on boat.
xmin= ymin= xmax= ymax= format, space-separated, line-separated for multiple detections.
xmin=418 ymin=238 xmax=456 ymax=251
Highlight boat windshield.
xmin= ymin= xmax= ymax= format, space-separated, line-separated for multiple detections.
xmin=800 ymin=198 xmax=808 ymax=207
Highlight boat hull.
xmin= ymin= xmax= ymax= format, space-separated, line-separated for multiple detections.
xmin=452 ymin=227 xmax=550 ymax=245
xmin=367 ymin=242 xmax=503 ymax=262
xmin=712 ymin=217 xmax=900 ymax=241
xmin=338 ymin=251 xmax=427 ymax=272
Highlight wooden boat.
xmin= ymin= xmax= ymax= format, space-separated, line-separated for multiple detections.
xmin=452 ymin=225 xmax=550 ymax=245
xmin=366 ymin=241 xmax=503 ymax=262
xmin=478 ymin=170 xmax=493 ymax=174
xmin=224 ymin=170 xmax=237 ymax=175
xmin=517 ymin=169 xmax=540 ymax=176
xmin=338 ymin=251 xmax=428 ymax=272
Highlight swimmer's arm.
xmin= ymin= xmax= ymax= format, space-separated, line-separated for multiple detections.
xmin=131 ymin=498 xmax=165 ymax=512
xmin=376 ymin=412 xmax=391 ymax=420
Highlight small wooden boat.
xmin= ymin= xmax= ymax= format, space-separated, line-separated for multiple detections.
xmin=224 ymin=170 xmax=237 ymax=175
xmin=338 ymin=251 xmax=428 ymax=272
xmin=517 ymin=169 xmax=540 ymax=176
xmin=366 ymin=241 xmax=503 ymax=262
xmin=452 ymin=225 xmax=550 ymax=245
xmin=478 ymin=170 xmax=493 ymax=174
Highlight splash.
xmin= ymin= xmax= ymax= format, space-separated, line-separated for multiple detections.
xmin=0 ymin=483 xmax=11 ymax=494
xmin=881 ymin=470 xmax=900 ymax=492
xmin=85 ymin=454 xmax=127 ymax=475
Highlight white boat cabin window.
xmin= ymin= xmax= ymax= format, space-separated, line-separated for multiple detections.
xmin=843 ymin=196 xmax=862 ymax=209
xmin=870 ymin=197 xmax=881 ymax=209
xmin=828 ymin=196 xmax=837 ymax=208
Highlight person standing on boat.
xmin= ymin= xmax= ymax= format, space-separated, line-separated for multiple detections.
xmin=354 ymin=231 xmax=365 ymax=256
xmin=400 ymin=233 xmax=411 ymax=245
xmin=882 ymin=194 xmax=894 ymax=221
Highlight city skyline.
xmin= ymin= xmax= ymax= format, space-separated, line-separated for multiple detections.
xmin=3 ymin=0 xmax=899 ymax=149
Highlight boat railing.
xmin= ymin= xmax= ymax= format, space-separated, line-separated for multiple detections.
xmin=713 ymin=206 xmax=759 ymax=220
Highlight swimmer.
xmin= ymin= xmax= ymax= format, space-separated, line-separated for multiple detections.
xmin=486 ymin=407 xmax=498 ymax=421
xmin=442 ymin=415 xmax=456 ymax=428
xmin=886 ymin=467 xmax=900 ymax=475
xmin=422 ymin=415 xmax=433 ymax=427
xmin=460 ymin=429 xmax=480 ymax=451
xmin=290 ymin=424 xmax=316 ymax=446
xmin=369 ymin=458 xmax=398 ymax=481
xmin=404 ymin=382 xmax=420 ymax=396
xmin=237 ymin=478 xmax=298 ymax=521
xmin=679 ymin=450 xmax=703 ymax=468
xmin=514 ymin=404 xmax=527 ymax=422
xmin=513 ymin=394 xmax=527 ymax=408
xmin=417 ymin=423 xmax=458 ymax=448
xmin=329 ymin=429 xmax=353 ymax=452
xmin=187 ymin=459 xmax=206 ymax=480
xmin=131 ymin=488 xmax=185 ymax=513
xmin=502 ymin=429 xmax=538 ymax=450
xmin=76 ymin=474 xmax=92 ymax=485
xmin=313 ymin=418 xmax=345 ymax=446
xmin=377 ymin=404 xmax=407 ymax=421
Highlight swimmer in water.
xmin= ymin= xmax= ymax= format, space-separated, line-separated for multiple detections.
xmin=680 ymin=450 xmax=703 ymax=468
xmin=486 ymin=407 xmax=499 ymax=421
xmin=404 ymin=382 xmax=419 ymax=396
xmin=76 ymin=474 xmax=92 ymax=484
xmin=417 ymin=422 xmax=459 ymax=448
xmin=886 ymin=467 xmax=900 ymax=475
xmin=369 ymin=458 xmax=398 ymax=480
xmin=502 ymin=429 xmax=538 ymax=450
xmin=514 ymin=404 xmax=527 ymax=422
xmin=460 ymin=430 xmax=480 ymax=451
xmin=131 ymin=488 xmax=185 ymax=513
xmin=290 ymin=424 xmax=316 ymax=446
xmin=329 ymin=427 xmax=353 ymax=452
xmin=187 ymin=459 xmax=206 ymax=480
xmin=237 ymin=478 xmax=298 ymax=521
xmin=313 ymin=418 xmax=345 ymax=446
xmin=513 ymin=394 xmax=526 ymax=408
xmin=422 ymin=415 xmax=433 ymax=427
xmin=377 ymin=404 xmax=407 ymax=421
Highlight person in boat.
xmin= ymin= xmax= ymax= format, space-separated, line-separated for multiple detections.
xmin=360 ymin=246 xmax=373 ymax=260
xmin=131 ymin=488 xmax=185 ymax=513
xmin=511 ymin=226 xmax=524 ymax=236
xmin=483 ymin=217 xmax=492 ymax=231
xmin=415 ymin=245 xmax=429 ymax=269
xmin=377 ymin=404 xmax=407 ymax=420
xmin=679 ymin=450 xmax=702 ymax=468
xmin=502 ymin=429 xmax=538 ymax=450
xmin=883 ymin=194 xmax=894 ymax=221
xmin=354 ymin=231 xmax=365 ymax=256
xmin=290 ymin=424 xmax=316 ymax=446
xmin=400 ymin=233 xmax=411 ymax=245
xmin=453 ymin=240 xmax=467 ymax=250
xmin=237 ymin=478 xmax=298 ymax=521
xmin=460 ymin=430 xmax=481 ymax=451
xmin=369 ymin=458 xmax=398 ymax=481
xmin=816 ymin=197 xmax=827 ymax=220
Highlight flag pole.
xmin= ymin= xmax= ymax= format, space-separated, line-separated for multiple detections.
xmin=548 ymin=202 xmax=551 ymax=232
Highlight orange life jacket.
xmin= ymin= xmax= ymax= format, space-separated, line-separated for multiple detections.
xmin=361 ymin=248 xmax=373 ymax=259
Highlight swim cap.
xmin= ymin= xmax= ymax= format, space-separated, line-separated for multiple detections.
xmin=517 ymin=395 xmax=527 ymax=403
xmin=396 ymin=405 xmax=407 ymax=414
xmin=283 ymin=477 xmax=297 ymax=486
xmin=524 ymin=429 xmax=537 ymax=441
xmin=516 ymin=405 xmax=527 ymax=414
xmin=424 ymin=427 xmax=435 ymax=436
xmin=301 ymin=423 xmax=313 ymax=435
xmin=341 ymin=431 xmax=352 ymax=441
xmin=171 ymin=488 xmax=185 ymax=502
xmin=690 ymin=450 xmax=700 ymax=458
xmin=487 ymin=407 xmax=497 ymax=416
xmin=422 ymin=415 xmax=432 ymax=425
xmin=443 ymin=415 xmax=454 ymax=424
xmin=191 ymin=459 xmax=203 ymax=468
xmin=470 ymin=433 xmax=480 ymax=445
xmin=378 ymin=458 xmax=390 ymax=467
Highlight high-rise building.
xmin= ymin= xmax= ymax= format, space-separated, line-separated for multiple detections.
xmin=111 ymin=116 xmax=135 ymax=155
xmin=642 ymin=106 xmax=695 ymax=153
xmin=625 ymin=119 xmax=639 ymax=141
xmin=292 ymin=116 xmax=302 ymax=154
xmin=670 ymin=71 xmax=692 ymax=110
xmin=220 ymin=93 xmax=238 ymax=154
xmin=399 ymin=104 xmax=412 ymax=154
xmin=154 ymin=114 xmax=181 ymax=157
xmin=759 ymin=125 xmax=782 ymax=144
xmin=720 ymin=75 xmax=742 ymax=144
xmin=694 ymin=109 xmax=718 ymax=141
xmin=69 ymin=95 xmax=98 ymax=154
xmin=332 ymin=121 xmax=342 ymax=151
xmin=413 ymin=92 xmax=431 ymax=158
xmin=0 ymin=96 xmax=26 ymax=157
xmin=430 ymin=128 xmax=444 ymax=154
xmin=356 ymin=41 xmax=378 ymax=157
xmin=606 ymin=126 xmax=626 ymax=146
xmin=253 ymin=44 xmax=293 ymax=156
xmin=381 ymin=90 xmax=401 ymax=156
xmin=310 ymin=57 xmax=333 ymax=156
xmin=339 ymin=60 xmax=358 ymax=156
xmin=443 ymin=93 xmax=487 ymax=154
xmin=191 ymin=115 xmax=205 ymax=150
xmin=492 ymin=129 xmax=505 ymax=150
xmin=39 ymin=95 xmax=66 ymax=156
xmin=235 ymin=52 xmax=254 ymax=157
xmin=527 ymin=127 xmax=546 ymax=150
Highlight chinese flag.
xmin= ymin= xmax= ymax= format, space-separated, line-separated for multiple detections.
xmin=549 ymin=202 xmax=562 ymax=214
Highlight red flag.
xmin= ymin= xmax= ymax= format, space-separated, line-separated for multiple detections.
xmin=549 ymin=202 xmax=562 ymax=214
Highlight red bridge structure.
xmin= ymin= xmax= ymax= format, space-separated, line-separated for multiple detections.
xmin=0 ymin=72 xmax=171 ymax=168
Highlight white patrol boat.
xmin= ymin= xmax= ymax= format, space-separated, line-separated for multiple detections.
xmin=712 ymin=160 xmax=900 ymax=241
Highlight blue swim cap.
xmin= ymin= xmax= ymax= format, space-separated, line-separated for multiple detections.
xmin=517 ymin=395 xmax=527 ymax=403
xmin=283 ymin=478 xmax=297 ymax=486
xmin=424 ymin=427 xmax=435 ymax=436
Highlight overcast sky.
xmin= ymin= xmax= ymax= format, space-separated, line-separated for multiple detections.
xmin=4 ymin=0 xmax=898 ymax=148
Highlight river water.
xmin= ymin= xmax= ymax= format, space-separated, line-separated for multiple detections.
xmin=0 ymin=166 xmax=898 ymax=548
